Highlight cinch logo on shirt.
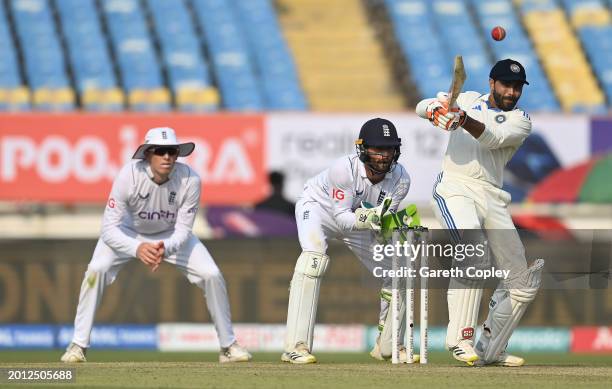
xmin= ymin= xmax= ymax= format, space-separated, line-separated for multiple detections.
xmin=138 ymin=210 xmax=176 ymax=220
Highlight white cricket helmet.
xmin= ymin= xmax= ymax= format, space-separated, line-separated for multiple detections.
xmin=132 ymin=127 xmax=195 ymax=159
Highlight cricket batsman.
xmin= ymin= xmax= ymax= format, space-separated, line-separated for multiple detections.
xmin=416 ymin=59 xmax=545 ymax=366
xmin=61 ymin=127 xmax=251 ymax=363
xmin=282 ymin=118 xmax=413 ymax=364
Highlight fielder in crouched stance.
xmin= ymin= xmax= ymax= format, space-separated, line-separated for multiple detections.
xmin=61 ymin=127 xmax=251 ymax=364
xmin=283 ymin=118 xmax=413 ymax=364
xmin=416 ymin=59 xmax=544 ymax=366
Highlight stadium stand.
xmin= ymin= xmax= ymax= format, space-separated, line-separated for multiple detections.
xmin=515 ymin=0 xmax=606 ymax=113
xmin=232 ymin=0 xmax=307 ymax=110
xmin=100 ymin=0 xmax=171 ymax=111
xmin=430 ymin=0 xmax=491 ymax=93
xmin=0 ymin=0 xmax=610 ymax=112
xmin=278 ymin=0 xmax=405 ymax=111
xmin=146 ymin=0 xmax=219 ymax=112
xmin=470 ymin=0 xmax=560 ymax=111
xmin=0 ymin=2 xmax=29 ymax=110
xmin=383 ymin=0 xmax=452 ymax=101
xmin=10 ymin=0 xmax=74 ymax=111
xmin=191 ymin=0 xmax=265 ymax=111
xmin=560 ymin=0 xmax=612 ymax=107
xmin=56 ymin=0 xmax=123 ymax=111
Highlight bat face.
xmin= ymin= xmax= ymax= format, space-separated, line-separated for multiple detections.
xmin=448 ymin=56 xmax=466 ymax=107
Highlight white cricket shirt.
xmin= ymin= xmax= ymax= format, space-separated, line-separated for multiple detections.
xmin=301 ymin=154 xmax=411 ymax=231
xmin=445 ymin=91 xmax=532 ymax=187
xmin=101 ymin=160 xmax=200 ymax=257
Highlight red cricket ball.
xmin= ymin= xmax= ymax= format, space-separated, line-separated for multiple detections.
xmin=491 ymin=26 xmax=506 ymax=41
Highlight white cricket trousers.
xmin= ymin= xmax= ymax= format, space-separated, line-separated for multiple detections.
xmin=296 ymin=198 xmax=387 ymax=281
xmin=431 ymin=172 xmax=527 ymax=268
xmin=431 ymin=172 xmax=528 ymax=347
xmin=71 ymin=232 xmax=236 ymax=348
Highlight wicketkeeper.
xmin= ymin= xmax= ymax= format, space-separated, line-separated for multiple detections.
xmin=282 ymin=118 xmax=415 ymax=364
xmin=61 ymin=127 xmax=251 ymax=363
xmin=416 ymin=59 xmax=545 ymax=366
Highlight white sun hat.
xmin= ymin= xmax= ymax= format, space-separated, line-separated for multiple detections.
xmin=132 ymin=127 xmax=195 ymax=159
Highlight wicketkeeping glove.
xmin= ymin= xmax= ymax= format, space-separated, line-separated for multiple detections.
xmin=355 ymin=197 xmax=392 ymax=231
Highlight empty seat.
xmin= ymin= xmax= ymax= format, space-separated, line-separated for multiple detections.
xmin=56 ymin=0 xmax=123 ymax=111
xmin=100 ymin=0 xmax=170 ymax=111
xmin=10 ymin=0 xmax=74 ymax=111
xmin=191 ymin=0 xmax=264 ymax=111
xmin=146 ymin=0 xmax=219 ymax=112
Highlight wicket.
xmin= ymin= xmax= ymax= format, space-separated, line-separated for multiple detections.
xmin=391 ymin=226 xmax=429 ymax=364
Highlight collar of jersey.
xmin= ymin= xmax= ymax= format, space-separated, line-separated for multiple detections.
xmin=481 ymin=94 xmax=503 ymax=112
xmin=145 ymin=163 xmax=176 ymax=182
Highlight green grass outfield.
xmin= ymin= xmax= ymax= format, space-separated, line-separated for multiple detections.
xmin=1 ymin=351 xmax=611 ymax=388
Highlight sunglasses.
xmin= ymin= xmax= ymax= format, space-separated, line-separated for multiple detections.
xmin=150 ymin=147 xmax=179 ymax=157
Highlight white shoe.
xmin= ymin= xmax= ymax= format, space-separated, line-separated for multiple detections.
xmin=450 ymin=340 xmax=480 ymax=365
xmin=219 ymin=342 xmax=252 ymax=363
xmin=370 ymin=339 xmax=420 ymax=363
xmin=281 ymin=342 xmax=317 ymax=364
xmin=474 ymin=352 xmax=525 ymax=367
xmin=60 ymin=343 xmax=87 ymax=363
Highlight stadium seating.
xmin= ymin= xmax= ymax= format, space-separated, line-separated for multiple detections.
xmin=470 ymin=0 xmax=559 ymax=112
xmin=191 ymin=0 xmax=265 ymax=111
xmin=10 ymin=0 xmax=74 ymax=111
xmin=232 ymin=0 xmax=307 ymax=110
xmin=560 ymin=0 xmax=612 ymax=109
xmin=0 ymin=0 xmax=610 ymax=112
xmin=516 ymin=0 xmax=606 ymax=112
xmin=279 ymin=0 xmax=405 ymax=111
xmin=100 ymin=0 xmax=170 ymax=111
xmin=56 ymin=0 xmax=123 ymax=111
xmin=0 ymin=2 xmax=29 ymax=110
xmin=384 ymin=0 xmax=453 ymax=100
xmin=146 ymin=0 xmax=219 ymax=112
xmin=430 ymin=0 xmax=492 ymax=93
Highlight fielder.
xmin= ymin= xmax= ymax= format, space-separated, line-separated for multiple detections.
xmin=416 ymin=59 xmax=544 ymax=366
xmin=282 ymin=118 xmax=413 ymax=364
xmin=61 ymin=127 xmax=251 ymax=363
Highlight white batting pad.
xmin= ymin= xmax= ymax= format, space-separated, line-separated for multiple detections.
xmin=284 ymin=251 xmax=329 ymax=352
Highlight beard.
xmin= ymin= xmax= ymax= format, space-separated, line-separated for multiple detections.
xmin=492 ymin=89 xmax=517 ymax=111
xmin=370 ymin=160 xmax=391 ymax=173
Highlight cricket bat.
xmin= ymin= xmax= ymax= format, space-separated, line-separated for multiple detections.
xmin=448 ymin=55 xmax=466 ymax=108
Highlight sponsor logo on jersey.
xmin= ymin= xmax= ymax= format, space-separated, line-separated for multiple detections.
xmin=138 ymin=210 xmax=176 ymax=220
xmin=108 ymin=198 xmax=116 ymax=208
xmin=332 ymin=188 xmax=345 ymax=200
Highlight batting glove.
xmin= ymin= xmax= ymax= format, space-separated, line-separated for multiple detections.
xmin=426 ymin=101 xmax=466 ymax=131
